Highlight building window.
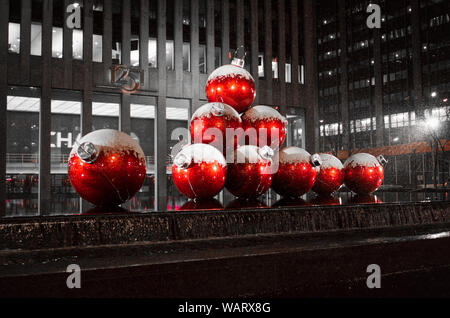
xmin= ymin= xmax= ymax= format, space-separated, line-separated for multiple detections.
xmin=6 ymin=94 xmax=41 ymax=216
xmin=8 ymin=22 xmax=20 ymax=54
xmin=72 ymin=29 xmax=83 ymax=60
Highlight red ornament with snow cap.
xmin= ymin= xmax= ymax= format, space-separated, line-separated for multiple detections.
xmin=241 ymin=105 xmax=287 ymax=150
xmin=172 ymin=143 xmax=227 ymax=199
xmin=205 ymin=48 xmax=256 ymax=114
xmin=190 ymin=102 xmax=242 ymax=154
xmin=343 ymin=153 xmax=387 ymax=194
xmin=68 ymin=129 xmax=147 ymax=207
xmin=271 ymin=147 xmax=321 ymax=198
xmin=225 ymin=145 xmax=274 ymax=199
xmin=312 ymin=153 xmax=345 ymax=195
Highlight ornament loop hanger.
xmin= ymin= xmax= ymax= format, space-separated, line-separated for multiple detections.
xmin=377 ymin=155 xmax=388 ymax=166
xmin=258 ymin=146 xmax=274 ymax=162
xmin=231 ymin=46 xmax=247 ymax=68
xmin=310 ymin=154 xmax=322 ymax=167
xmin=174 ymin=152 xmax=192 ymax=169
xmin=211 ymin=102 xmax=225 ymax=116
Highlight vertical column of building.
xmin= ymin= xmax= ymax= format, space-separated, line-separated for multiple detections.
xmin=373 ymin=16 xmax=384 ymax=147
xmin=80 ymin=0 xmax=94 ymax=213
xmin=206 ymin=0 xmax=215 ymax=74
xmin=411 ymin=0 xmax=423 ymax=112
xmin=250 ymin=0 xmax=259 ymax=104
xmin=0 ymin=0 xmax=8 ymax=217
xmin=303 ymin=0 xmax=320 ymax=152
xmin=140 ymin=0 xmax=149 ymax=92
xmin=236 ymin=0 xmax=244 ymax=49
xmin=221 ymin=0 xmax=230 ymax=65
xmin=103 ymin=0 xmax=112 ymax=78
xmin=20 ymin=0 xmax=31 ymax=84
xmin=39 ymin=0 xmax=53 ymax=215
xmin=264 ymin=0 xmax=273 ymax=104
xmin=174 ymin=0 xmax=183 ymax=94
xmin=120 ymin=0 xmax=131 ymax=134
xmin=290 ymin=0 xmax=299 ymax=104
xmin=190 ymin=0 xmax=200 ymax=111
xmin=82 ymin=0 xmax=93 ymax=137
xmin=63 ymin=0 xmax=74 ymax=88
xmin=338 ymin=0 xmax=350 ymax=151
xmin=155 ymin=0 xmax=167 ymax=211
xmin=278 ymin=0 xmax=287 ymax=116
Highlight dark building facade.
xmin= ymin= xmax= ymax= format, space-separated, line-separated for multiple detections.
xmin=0 ymin=0 xmax=316 ymax=216
xmin=0 ymin=0 xmax=448 ymax=217
xmin=316 ymin=0 xmax=449 ymax=189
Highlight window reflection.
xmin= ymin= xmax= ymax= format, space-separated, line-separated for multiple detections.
xmin=8 ymin=22 xmax=20 ymax=54
xmin=50 ymin=99 xmax=81 ymax=214
xmin=93 ymin=34 xmax=102 ymax=62
xmin=52 ymin=27 xmax=63 ymax=58
xmin=30 ymin=23 xmax=42 ymax=56
xmin=6 ymin=95 xmax=40 ymax=217
xmin=92 ymin=101 xmax=120 ymax=130
xmin=72 ymin=29 xmax=83 ymax=60
xmin=183 ymin=43 xmax=190 ymax=71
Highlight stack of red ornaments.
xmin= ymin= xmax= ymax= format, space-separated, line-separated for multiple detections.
xmin=173 ymin=51 xmax=387 ymax=201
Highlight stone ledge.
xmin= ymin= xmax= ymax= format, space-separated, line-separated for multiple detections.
xmin=1 ymin=201 xmax=449 ymax=250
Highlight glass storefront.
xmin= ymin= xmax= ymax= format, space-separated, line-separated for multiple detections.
xmin=4 ymin=89 xmax=198 ymax=216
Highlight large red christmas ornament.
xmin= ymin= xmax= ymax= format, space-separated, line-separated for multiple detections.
xmin=241 ymin=105 xmax=287 ymax=149
xmin=343 ymin=153 xmax=386 ymax=194
xmin=190 ymin=102 xmax=242 ymax=153
xmin=271 ymin=147 xmax=321 ymax=198
xmin=68 ymin=129 xmax=146 ymax=207
xmin=205 ymin=56 xmax=256 ymax=114
xmin=172 ymin=143 xmax=227 ymax=199
xmin=312 ymin=153 xmax=344 ymax=195
xmin=225 ymin=145 xmax=274 ymax=198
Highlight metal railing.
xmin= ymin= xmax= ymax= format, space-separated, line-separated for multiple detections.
xmin=5 ymin=153 xmax=174 ymax=167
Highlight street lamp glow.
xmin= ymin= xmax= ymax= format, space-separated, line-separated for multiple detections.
xmin=426 ymin=117 xmax=439 ymax=130
xmin=431 ymin=91 xmax=437 ymax=98
xmin=393 ymin=137 xmax=399 ymax=142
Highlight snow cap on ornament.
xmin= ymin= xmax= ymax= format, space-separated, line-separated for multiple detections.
xmin=70 ymin=129 xmax=146 ymax=164
xmin=343 ymin=153 xmax=387 ymax=169
xmin=173 ymin=143 xmax=227 ymax=169
xmin=206 ymin=46 xmax=256 ymax=114
xmin=275 ymin=146 xmax=321 ymax=166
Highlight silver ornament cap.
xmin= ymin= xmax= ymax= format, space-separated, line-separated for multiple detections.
xmin=77 ymin=142 xmax=99 ymax=163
